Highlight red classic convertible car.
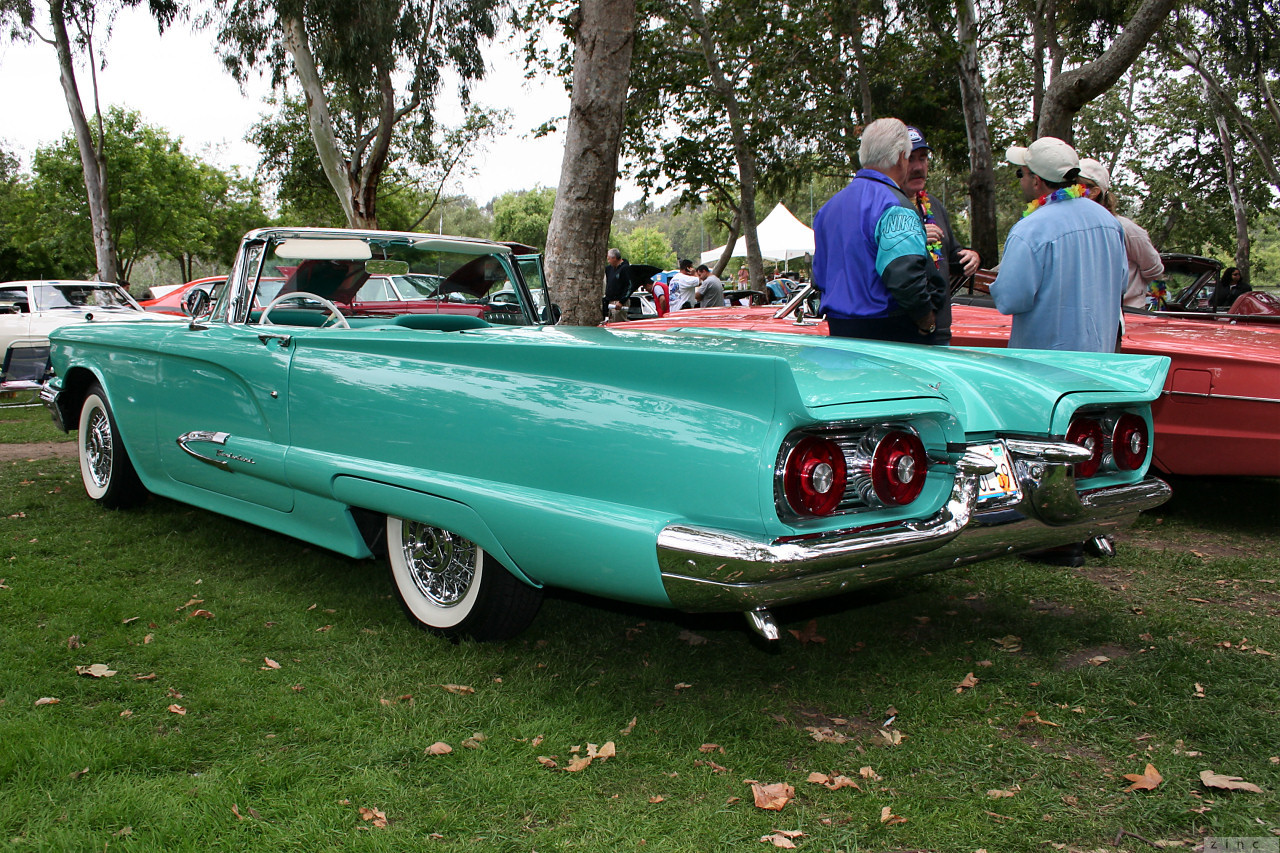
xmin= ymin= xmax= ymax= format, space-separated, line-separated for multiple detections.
xmin=619 ymin=287 xmax=1280 ymax=478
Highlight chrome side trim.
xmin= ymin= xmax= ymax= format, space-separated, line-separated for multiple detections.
xmin=1163 ymin=390 xmax=1280 ymax=405
xmin=177 ymin=430 xmax=233 ymax=470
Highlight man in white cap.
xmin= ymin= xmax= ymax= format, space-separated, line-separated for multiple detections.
xmin=1077 ymin=158 xmax=1165 ymax=311
xmin=990 ymin=136 xmax=1127 ymax=352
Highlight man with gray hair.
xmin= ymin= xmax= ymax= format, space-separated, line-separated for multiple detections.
xmin=811 ymin=117 xmax=946 ymax=343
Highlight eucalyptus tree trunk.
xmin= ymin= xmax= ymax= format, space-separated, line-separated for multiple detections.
xmin=712 ymin=207 xmax=741 ymax=279
xmin=1213 ymin=102 xmax=1250 ymax=275
xmin=543 ymin=0 xmax=637 ymax=326
xmin=955 ymin=0 xmax=997 ymax=265
xmin=283 ymin=16 xmax=357 ymax=226
xmin=1037 ymin=0 xmax=1176 ymax=142
xmin=49 ymin=0 xmax=118 ymax=282
xmin=688 ymin=0 xmax=764 ymax=291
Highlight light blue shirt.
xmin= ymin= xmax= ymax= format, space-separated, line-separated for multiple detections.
xmin=990 ymin=196 xmax=1127 ymax=353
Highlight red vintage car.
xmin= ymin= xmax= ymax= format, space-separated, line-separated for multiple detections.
xmin=618 ymin=286 xmax=1280 ymax=478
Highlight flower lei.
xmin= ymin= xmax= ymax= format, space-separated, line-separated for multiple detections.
xmin=1021 ymin=183 xmax=1087 ymax=218
xmin=916 ymin=191 xmax=943 ymax=266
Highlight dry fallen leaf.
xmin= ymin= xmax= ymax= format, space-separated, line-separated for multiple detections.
xmin=134 ymin=673 xmax=157 ymax=681
xmin=263 ymin=658 xmax=281 ymax=670
xmin=1019 ymin=711 xmax=1061 ymax=727
xmin=749 ymin=781 xmax=794 ymax=811
xmin=536 ymin=756 xmax=557 ymax=769
xmin=168 ymin=704 xmax=186 ymax=715
xmin=673 ymin=682 xmax=693 ymax=691
xmin=231 ymin=804 xmax=244 ymax=821
xmin=358 ymin=806 xmax=388 ymax=828
xmin=1122 ymin=763 xmax=1163 ymax=791
xmin=807 ymin=772 xmax=859 ymax=791
xmin=879 ymin=805 xmax=907 ymax=825
xmin=35 ymin=697 xmax=59 ymax=706
xmin=1087 ymin=655 xmax=1110 ymax=666
xmin=988 ymin=789 xmax=1017 ymax=798
xmin=992 ymin=635 xmax=1022 ymax=652
xmin=760 ymin=830 xmax=805 ymax=848
xmin=565 ymin=756 xmax=593 ymax=772
xmin=1199 ymin=770 xmax=1263 ymax=793
xmin=805 ymin=726 xmax=849 ymax=744
xmin=176 ymin=598 xmax=203 ymax=611
xmin=859 ymin=766 xmax=882 ymax=781
xmin=75 ymin=664 xmax=117 ymax=678
xmin=441 ymin=684 xmax=474 ymax=695
xmin=621 ymin=717 xmax=637 ymax=736
xmin=648 ymin=795 xmax=664 ymax=804
xmin=425 ymin=742 xmax=452 ymax=755
xmin=955 ymin=672 xmax=979 ymax=693
xmin=188 ymin=609 xmax=214 ymax=619
xmin=695 ymin=759 xmax=729 ymax=773
xmin=143 ymin=634 xmax=153 ymax=644
xmin=878 ymin=729 xmax=904 ymax=746
xmin=677 ymin=629 xmax=708 ymax=646
xmin=789 ymin=619 xmax=826 ymax=644
xmin=112 ymin=827 xmax=132 ymax=838
xmin=69 ymin=767 xmax=89 ymax=780
xmin=699 ymin=743 xmax=725 ymax=754
xmin=461 ymin=733 xmax=486 ymax=749
xmin=66 ymin=635 xmax=82 ymax=649
xmin=591 ymin=741 xmax=616 ymax=760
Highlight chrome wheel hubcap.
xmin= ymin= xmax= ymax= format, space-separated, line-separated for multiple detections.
xmin=85 ymin=407 xmax=113 ymax=489
xmin=400 ymin=521 xmax=477 ymax=607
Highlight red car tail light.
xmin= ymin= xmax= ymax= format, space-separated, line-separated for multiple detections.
xmin=1067 ymin=417 xmax=1105 ymax=479
xmin=783 ymin=436 xmax=848 ymax=517
xmin=870 ymin=430 xmax=929 ymax=506
xmin=1111 ymin=413 xmax=1149 ymax=470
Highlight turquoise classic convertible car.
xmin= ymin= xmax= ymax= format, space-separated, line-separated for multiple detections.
xmin=42 ymin=228 xmax=1172 ymax=641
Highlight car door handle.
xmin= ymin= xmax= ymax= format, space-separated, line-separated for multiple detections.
xmin=177 ymin=431 xmax=233 ymax=469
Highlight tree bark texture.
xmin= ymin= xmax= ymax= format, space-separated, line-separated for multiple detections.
xmin=50 ymin=0 xmax=118 ymax=282
xmin=543 ymin=0 xmax=637 ymax=326
xmin=1212 ymin=98 xmax=1250 ymax=274
xmin=955 ymin=0 xmax=997 ymax=266
xmin=688 ymin=0 xmax=764 ymax=290
xmin=1036 ymin=0 xmax=1176 ymax=142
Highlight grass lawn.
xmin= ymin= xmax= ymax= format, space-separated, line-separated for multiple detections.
xmin=2 ymin=404 xmax=1277 ymax=851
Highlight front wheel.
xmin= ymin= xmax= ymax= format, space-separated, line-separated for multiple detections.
xmin=386 ymin=516 xmax=542 ymax=641
xmin=78 ymin=383 xmax=148 ymax=509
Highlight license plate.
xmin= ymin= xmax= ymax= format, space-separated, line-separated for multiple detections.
xmin=972 ymin=441 xmax=1020 ymax=503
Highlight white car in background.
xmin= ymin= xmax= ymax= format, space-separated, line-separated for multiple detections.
xmin=0 ymin=280 xmax=180 ymax=385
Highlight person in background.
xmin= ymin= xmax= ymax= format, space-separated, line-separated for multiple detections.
xmin=648 ymin=276 xmax=670 ymax=317
xmin=991 ymin=137 xmax=1126 ymax=354
xmin=1076 ymin=158 xmax=1164 ymax=312
xmin=694 ymin=264 xmax=725 ymax=307
xmin=603 ymin=248 xmax=631 ymax=321
xmin=668 ymin=259 xmax=700 ymax=311
xmin=812 ymin=117 xmax=945 ymax=344
xmin=1213 ymin=266 xmax=1251 ymax=309
xmin=903 ymin=126 xmax=981 ymax=345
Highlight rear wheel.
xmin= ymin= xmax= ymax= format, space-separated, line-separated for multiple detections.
xmin=386 ymin=516 xmax=541 ymax=641
xmin=78 ymin=383 xmax=147 ymax=509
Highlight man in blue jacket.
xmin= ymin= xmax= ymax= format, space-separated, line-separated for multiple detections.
xmin=812 ymin=118 xmax=946 ymax=344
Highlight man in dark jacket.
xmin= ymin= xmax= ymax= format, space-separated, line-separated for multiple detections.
xmin=812 ymin=118 xmax=946 ymax=344
xmin=903 ymin=126 xmax=981 ymax=345
xmin=603 ymin=248 xmax=631 ymax=321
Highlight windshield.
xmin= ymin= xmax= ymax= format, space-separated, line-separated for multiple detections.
xmin=31 ymin=284 xmax=137 ymax=311
xmin=240 ymin=234 xmax=536 ymax=327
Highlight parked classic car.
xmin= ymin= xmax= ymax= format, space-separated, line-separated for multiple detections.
xmin=623 ymin=283 xmax=1280 ymax=478
xmin=1157 ymin=254 xmax=1280 ymax=320
xmin=2 ymin=280 xmax=181 ymax=386
xmin=139 ymin=276 xmax=229 ymax=316
xmin=44 ymin=228 xmax=1172 ymax=642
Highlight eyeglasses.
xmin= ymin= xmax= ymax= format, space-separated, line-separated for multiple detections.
xmin=1015 ymin=168 xmax=1024 ymax=179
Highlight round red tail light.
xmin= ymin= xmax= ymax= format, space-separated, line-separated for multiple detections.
xmin=1112 ymin=413 xmax=1148 ymax=470
xmin=783 ymin=436 xmax=848 ymax=517
xmin=870 ymin=430 xmax=929 ymax=506
xmin=1067 ymin=417 xmax=1105 ymax=479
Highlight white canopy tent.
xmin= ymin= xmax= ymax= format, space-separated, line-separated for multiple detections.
xmin=699 ymin=203 xmax=815 ymax=267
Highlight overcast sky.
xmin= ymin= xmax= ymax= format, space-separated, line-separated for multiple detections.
xmin=0 ymin=6 xmax=577 ymax=205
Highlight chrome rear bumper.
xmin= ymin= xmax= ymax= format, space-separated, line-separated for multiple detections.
xmin=657 ymin=443 xmax=1170 ymax=612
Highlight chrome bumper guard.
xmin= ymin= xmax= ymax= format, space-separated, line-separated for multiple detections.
xmin=657 ymin=442 xmax=1171 ymax=612
xmin=40 ymin=381 xmax=67 ymax=432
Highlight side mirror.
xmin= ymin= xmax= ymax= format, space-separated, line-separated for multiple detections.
xmin=182 ymin=288 xmax=212 ymax=318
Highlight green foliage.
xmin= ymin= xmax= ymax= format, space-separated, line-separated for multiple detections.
xmin=25 ymin=108 xmax=266 ymax=282
xmin=619 ymin=226 xmax=677 ymax=269
xmin=0 ymin=144 xmax=80 ymax=280
xmin=491 ymin=186 xmax=556 ymax=249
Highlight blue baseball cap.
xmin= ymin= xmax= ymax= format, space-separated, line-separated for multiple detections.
xmin=907 ymin=126 xmax=931 ymax=151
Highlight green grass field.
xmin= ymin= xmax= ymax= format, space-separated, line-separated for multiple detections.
xmin=2 ymin=404 xmax=1277 ymax=851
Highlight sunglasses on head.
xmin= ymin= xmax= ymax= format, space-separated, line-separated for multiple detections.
xmin=1015 ymin=168 xmax=1024 ymax=178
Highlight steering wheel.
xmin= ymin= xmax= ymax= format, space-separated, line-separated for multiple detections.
xmin=258 ymin=291 xmax=350 ymax=329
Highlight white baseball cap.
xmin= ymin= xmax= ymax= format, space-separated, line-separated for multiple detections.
xmin=1077 ymin=158 xmax=1111 ymax=192
xmin=1006 ymin=137 xmax=1081 ymax=183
